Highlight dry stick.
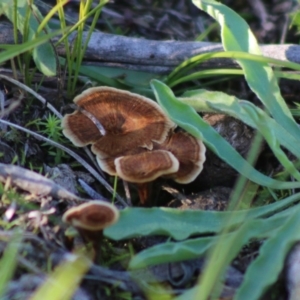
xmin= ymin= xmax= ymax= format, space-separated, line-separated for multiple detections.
xmin=78 ymin=178 xmax=110 ymax=202
xmin=0 ymin=73 xmax=105 ymax=177
xmin=18 ymin=255 xmax=45 ymax=275
xmin=0 ymin=119 xmax=128 ymax=207
xmin=0 ymin=92 xmax=23 ymax=118
xmin=56 ymin=32 xmax=300 ymax=73
xmin=0 ymin=73 xmax=62 ymax=117
xmin=2 ymin=23 xmax=300 ymax=73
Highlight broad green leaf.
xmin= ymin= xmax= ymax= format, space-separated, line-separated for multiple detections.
xmin=197 ymin=205 xmax=300 ymax=299
xmin=78 ymin=64 xmax=129 ymax=88
xmin=241 ymin=103 xmax=300 ymax=181
xmin=235 ymin=206 xmax=300 ymax=300
xmin=192 ymin=0 xmax=300 ymax=142
xmin=104 ymin=192 xmax=300 ymax=241
xmin=151 ymin=80 xmax=300 ymax=189
xmin=180 ymin=90 xmax=300 ymax=180
xmin=129 ymin=236 xmax=215 ymax=269
xmin=181 ymin=89 xmax=300 ymax=158
xmin=173 ymin=206 xmax=298 ymax=300
xmin=33 ymin=43 xmax=56 ymax=76
xmin=1 ymin=1 xmax=56 ymax=76
xmin=128 ymin=210 xmax=289 ymax=269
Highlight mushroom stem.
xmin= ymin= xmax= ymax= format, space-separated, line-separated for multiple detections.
xmin=77 ymin=228 xmax=103 ymax=263
xmin=136 ymin=182 xmax=152 ymax=206
xmin=122 ymin=180 xmax=132 ymax=206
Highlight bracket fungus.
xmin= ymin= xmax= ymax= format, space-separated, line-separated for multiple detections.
xmin=62 ymin=87 xmax=206 ymax=205
xmin=62 ymin=201 xmax=119 ymax=260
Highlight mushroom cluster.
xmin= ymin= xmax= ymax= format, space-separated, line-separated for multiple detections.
xmin=62 ymin=87 xmax=206 ymax=205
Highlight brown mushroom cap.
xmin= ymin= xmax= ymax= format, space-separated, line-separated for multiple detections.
xmin=62 ymin=87 xmax=175 ymax=159
xmin=62 ymin=201 xmax=119 ymax=231
xmin=114 ymin=150 xmax=179 ymax=183
xmin=155 ymin=131 xmax=206 ymax=183
xmin=97 ymin=147 xmax=146 ymax=176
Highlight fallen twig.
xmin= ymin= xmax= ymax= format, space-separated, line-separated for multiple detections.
xmin=1 ymin=22 xmax=300 ymax=74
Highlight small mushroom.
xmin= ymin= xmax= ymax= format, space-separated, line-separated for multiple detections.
xmin=62 ymin=87 xmax=175 ymax=159
xmin=62 ymin=201 xmax=119 ymax=261
xmin=115 ymin=150 xmax=179 ymax=205
xmin=115 ymin=150 xmax=179 ymax=183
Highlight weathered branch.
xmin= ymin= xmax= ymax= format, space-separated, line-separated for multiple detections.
xmin=63 ymin=32 xmax=300 ymax=74
xmin=1 ymin=22 xmax=300 ymax=74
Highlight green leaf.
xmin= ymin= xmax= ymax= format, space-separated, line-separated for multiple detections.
xmin=30 ymin=255 xmax=91 ymax=300
xmin=192 ymin=0 xmax=300 ymax=142
xmin=180 ymin=89 xmax=300 ymax=180
xmin=77 ymin=64 xmax=129 ymax=88
xmin=0 ymin=29 xmax=64 ymax=65
xmin=130 ymin=236 xmax=216 ymax=269
xmin=33 ymin=43 xmax=56 ymax=76
xmin=128 ymin=208 xmax=292 ymax=269
xmin=1 ymin=1 xmax=56 ymax=76
xmin=79 ymin=65 xmax=159 ymax=88
xmin=166 ymin=51 xmax=300 ymax=87
xmin=151 ymin=80 xmax=300 ymax=189
xmin=235 ymin=206 xmax=300 ymax=300
xmin=0 ymin=232 xmax=21 ymax=298
xmin=104 ymin=192 xmax=300 ymax=241
xmin=174 ymin=286 xmax=199 ymax=300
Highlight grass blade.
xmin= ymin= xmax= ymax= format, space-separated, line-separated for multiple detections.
xmin=29 ymin=255 xmax=91 ymax=300
xmin=0 ymin=232 xmax=22 ymax=298
xmin=235 ymin=206 xmax=300 ymax=300
xmin=180 ymin=89 xmax=300 ymax=179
